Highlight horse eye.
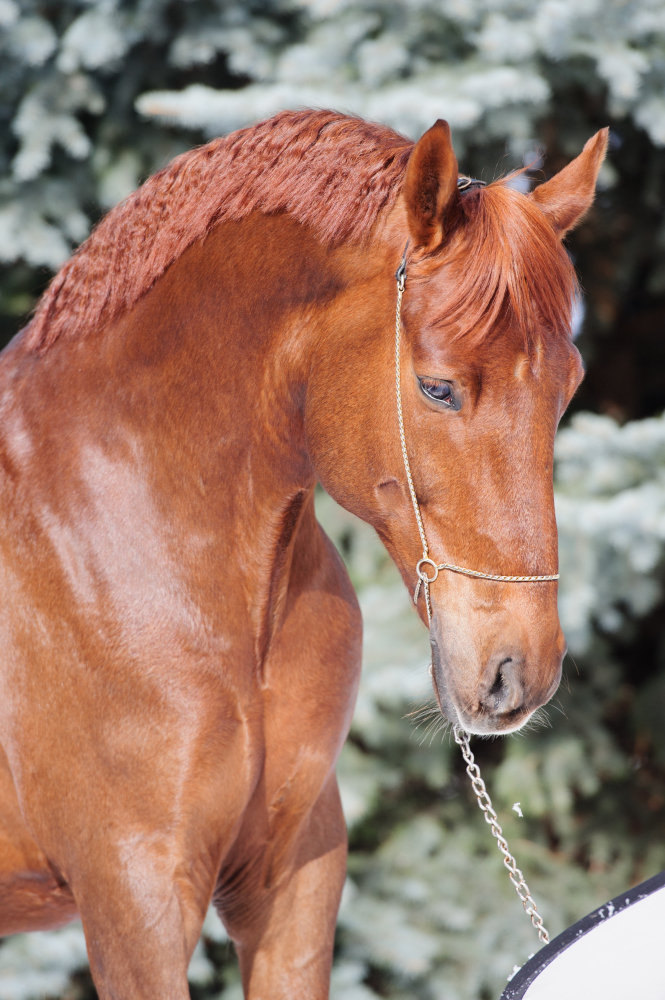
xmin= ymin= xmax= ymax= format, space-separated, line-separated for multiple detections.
xmin=418 ymin=376 xmax=457 ymax=408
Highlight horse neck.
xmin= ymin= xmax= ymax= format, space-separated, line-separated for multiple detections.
xmin=31 ymin=212 xmax=397 ymax=657
xmin=101 ymin=214 xmax=328 ymax=494
xmin=99 ymin=208 xmax=398 ymax=494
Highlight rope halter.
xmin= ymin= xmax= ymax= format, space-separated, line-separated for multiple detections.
xmin=393 ymin=235 xmax=559 ymax=627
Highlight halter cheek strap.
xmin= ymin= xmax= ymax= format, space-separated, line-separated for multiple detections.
xmin=394 ymin=242 xmax=559 ymax=624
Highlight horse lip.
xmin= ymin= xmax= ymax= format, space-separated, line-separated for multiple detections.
xmin=454 ymin=704 xmax=532 ymax=737
xmin=429 ymin=663 xmax=443 ymax=712
xmin=429 ymin=635 xmax=461 ymax=726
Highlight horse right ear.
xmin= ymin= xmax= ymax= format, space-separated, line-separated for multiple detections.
xmin=403 ymin=120 xmax=459 ymax=252
xmin=530 ymin=128 xmax=609 ymax=237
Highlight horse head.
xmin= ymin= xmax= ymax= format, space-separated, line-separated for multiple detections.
xmin=308 ymin=120 xmax=607 ymax=736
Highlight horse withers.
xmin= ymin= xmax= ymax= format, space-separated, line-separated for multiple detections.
xmin=0 ymin=111 xmax=607 ymax=997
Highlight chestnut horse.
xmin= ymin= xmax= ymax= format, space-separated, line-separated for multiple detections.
xmin=0 ymin=110 xmax=606 ymax=997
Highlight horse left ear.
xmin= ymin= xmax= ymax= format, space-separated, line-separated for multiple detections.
xmin=403 ymin=119 xmax=459 ymax=252
xmin=530 ymin=128 xmax=609 ymax=237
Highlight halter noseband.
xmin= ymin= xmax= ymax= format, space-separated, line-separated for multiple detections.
xmin=394 ymin=194 xmax=559 ymax=624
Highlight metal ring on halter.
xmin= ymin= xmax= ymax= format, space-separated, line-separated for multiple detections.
xmin=416 ymin=557 xmax=439 ymax=584
xmin=413 ymin=557 xmax=439 ymax=607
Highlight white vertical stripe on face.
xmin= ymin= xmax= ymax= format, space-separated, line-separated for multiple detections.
xmin=513 ymin=354 xmax=530 ymax=381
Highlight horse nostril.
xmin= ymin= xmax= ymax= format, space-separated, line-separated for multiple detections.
xmin=487 ymin=660 xmax=509 ymax=699
xmin=483 ymin=656 xmax=524 ymax=716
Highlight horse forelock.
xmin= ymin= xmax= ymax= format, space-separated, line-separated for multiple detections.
xmin=426 ymin=182 xmax=578 ymax=354
xmin=25 ymin=110 xmax=414 ymax=352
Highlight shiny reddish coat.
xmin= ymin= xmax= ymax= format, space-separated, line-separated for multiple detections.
xmin=0 ymin=110 xmax=607 ymax=998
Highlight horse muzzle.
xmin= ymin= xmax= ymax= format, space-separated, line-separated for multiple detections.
xmin=429 ymin=630 xmax=565 ymax=736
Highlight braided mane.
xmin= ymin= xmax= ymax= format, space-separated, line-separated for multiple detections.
xmin=26 ymin=111 xmax=413 ymax=351
xmin=25 ymin=109 xmax=576 ymax=352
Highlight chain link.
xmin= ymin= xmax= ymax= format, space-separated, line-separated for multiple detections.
xmin=453 ymin=726 xmax=551 ymax=945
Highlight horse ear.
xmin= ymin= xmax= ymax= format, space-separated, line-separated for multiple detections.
xmin=403 ymin=119 xmax=459 ymax=251
xmin=530 ymin=128 xmax=609 ymax=237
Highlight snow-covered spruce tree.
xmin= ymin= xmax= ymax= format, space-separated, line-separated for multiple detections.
xmin=0 ymin=0 xmax=247 ymax=337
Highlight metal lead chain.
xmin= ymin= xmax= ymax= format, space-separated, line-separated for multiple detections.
xmin=453 ymin=726 xmax=551 ymax=946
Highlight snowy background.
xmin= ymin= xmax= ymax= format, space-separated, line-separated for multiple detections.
xmin=1 ymin=1 xmax=665 ymax=998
